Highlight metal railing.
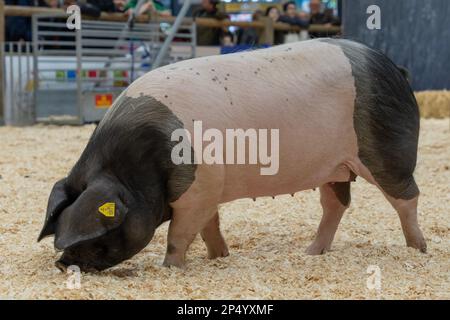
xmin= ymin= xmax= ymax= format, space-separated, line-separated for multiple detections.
xmin=1 ymin=11 xmax=196 ymax=125
xmin=2 ymin=42 xmax=34 ymax=126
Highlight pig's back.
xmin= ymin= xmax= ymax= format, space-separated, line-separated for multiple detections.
xmin=126 ymin=40 xmax=355 ymax=133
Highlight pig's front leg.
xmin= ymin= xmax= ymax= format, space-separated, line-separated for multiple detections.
xmin=163 ymin=206 xmax=220 ymax=268
xmin=201 ymin=212 xmax=229 ymax=259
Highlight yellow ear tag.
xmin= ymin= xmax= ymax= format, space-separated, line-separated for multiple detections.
xmin=98 ymin=202 xmax=115 ymax=217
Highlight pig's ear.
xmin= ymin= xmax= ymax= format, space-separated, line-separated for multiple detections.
xmin=37 ymin=178 xmax=74 ymax=242
xmin=53 ymin=181 xmax=129 ymax=250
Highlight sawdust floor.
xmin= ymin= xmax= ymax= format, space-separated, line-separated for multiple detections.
xmin=0 ymin=119 xmax=448 ymax=299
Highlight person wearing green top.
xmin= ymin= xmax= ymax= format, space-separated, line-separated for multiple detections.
xmin=120 ymin=0 xmax=171 ymax=17
xmin=193 ymin=0 xmax=229 ymax=46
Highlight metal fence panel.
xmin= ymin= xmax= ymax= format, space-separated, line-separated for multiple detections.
xmin=1 ymin=13 xmax=196 ymax=126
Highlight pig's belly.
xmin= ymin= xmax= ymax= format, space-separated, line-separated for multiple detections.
xmin=220 ymin=160 xmax=354 ymax=203
xmin=218 ymin=126 xmax=357 ymax=203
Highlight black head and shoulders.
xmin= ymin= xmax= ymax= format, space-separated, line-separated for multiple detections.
xmin=38 ymin=94 xmax=195 ymax=271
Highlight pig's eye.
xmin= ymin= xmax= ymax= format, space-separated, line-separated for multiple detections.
xmin=66 ymin=187 xmax=80 ymax=202
xmin=72 ymin=183 xmax=87 ymax=194
xmin=118 ymin=191 xmax=128 ymax=206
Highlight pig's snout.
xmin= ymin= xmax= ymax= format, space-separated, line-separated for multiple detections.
xmin=55 ymin=257 xmax=99 ymax=273
xmin=55 ymin=259 xmax=69 ymax=273
xmin=55 ymin=258 xmax=108 ymax=273
xmin=56 ymin=250 xmax=113 ymax=273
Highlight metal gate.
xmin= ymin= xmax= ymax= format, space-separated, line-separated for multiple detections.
xmin=1 ymin=13 xmax=196 ymax=125
xmin=32 ymin=13 xmax=196 ymax=124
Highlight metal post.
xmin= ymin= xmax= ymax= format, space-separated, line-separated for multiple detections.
xmin=26 ymin=42 xmax=31 ymax=120
xmin=152 ymin=0 xmax=191 ymax=70
xmin=8 ymin=43 xmax=13 ymax=123
xmin=260 ymin=17 xmax=274 ymax=46
xmin=17 ymin=42 xmax=23 ymax=123
xmin=0 ymin=0 xmax=5 ymax=124
xmin=0 ymin=43 xmax=4 ymax=124
xmin=76 ymin=21 xmax=83 ymax=124
xmin=191 ymin=22 xmax=197 ymax=58
xmin=32 ymin=15 xmax=39 ymax=125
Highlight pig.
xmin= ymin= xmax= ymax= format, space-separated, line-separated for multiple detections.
xmin=38 ymin=38 xmax=426 ymax=271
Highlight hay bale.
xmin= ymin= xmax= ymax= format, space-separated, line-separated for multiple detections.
xmin=415 ymin=91 xmax=450 ymax=118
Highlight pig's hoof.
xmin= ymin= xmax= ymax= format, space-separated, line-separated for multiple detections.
xmin=305 ymin=242 xmax=330 ymax=255
xmin=407 ymin=238 xmax=427 ymax=253
xmin=162 ymin=255 xmax=186 ymax=269
xmin=207 ymin=246 xmax=229 ymax=260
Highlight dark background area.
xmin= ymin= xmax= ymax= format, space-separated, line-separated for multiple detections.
xmin=342 ymin=0 xmax=450 ymax=91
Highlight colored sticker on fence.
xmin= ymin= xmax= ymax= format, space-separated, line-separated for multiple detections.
xmin=67 ymin=70 xmax=77 ymax=80
xmin=56 ymin=71 xmax=65 ymax=80
xmin=98 ymin=202 xmax=115 ymax=218
xmin=95 ymin=94 xmax=113 ymax=108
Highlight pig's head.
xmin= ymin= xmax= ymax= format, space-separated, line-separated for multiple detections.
xmin=38 ymin=173 xmax=169 ymax=272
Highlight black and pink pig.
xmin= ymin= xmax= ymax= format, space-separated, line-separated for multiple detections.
xmin=38 ymin=38 xmax=426 ymax=271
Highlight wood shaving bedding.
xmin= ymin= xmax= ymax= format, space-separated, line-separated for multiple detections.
xmin=0 ymin=119 xmax=448 ymax=300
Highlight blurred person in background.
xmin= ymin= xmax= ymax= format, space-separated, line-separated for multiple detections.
xmin=43 ymin=0 xmax=58 ymax=8
xmin=193 ymin=0 xmax=229 ymax=46
xmin=236 ymin=10 xmax=263 ymax=45
xmin=86 ymin=0 xmax=119 ymax=12
xmin=221 ymin=31 xmax=234 ymax=47
xmin=278 ymin=1 xmax=309 ymax=43
xmin=5 ymin=0 xmax=48 ymax=42
xmin=122 ymin=0 xmax=171 ymax=17
xmin=264 ymin=6 xmax=286 ymax=45
xmin=62 ymin=0 xmax=102 ymax=17
xmin=266 ymin=5 xmax=280 ymax=22
xmin=308 ymin=0 xmax=341 ymax=38
xmin=113 ymin=0 xmax=127 ymax=11
xmin=279 ymin=1 xmax=309 ymax=28
xmin=42 ymin=1 xmax=121 ymax=15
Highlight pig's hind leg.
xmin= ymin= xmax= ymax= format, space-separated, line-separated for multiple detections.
xmin=352 ymin=158 xmax=426 ymax=253
xmin=306 ymin=181 xmax=351 ymax=255
xmin=356 ymin=165 xmax=426 ymax=253
xmin=383 ymin=191 xmax=426 ymax=252
xmin=200 ymin=212 xmax=229 ymax=259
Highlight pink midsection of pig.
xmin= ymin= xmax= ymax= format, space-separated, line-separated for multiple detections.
xmin=126 ymin=40 xmax=362 ymax=205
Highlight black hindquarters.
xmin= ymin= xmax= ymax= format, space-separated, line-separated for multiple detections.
xmin=320 ymin=38 xmax=420 ymax=200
